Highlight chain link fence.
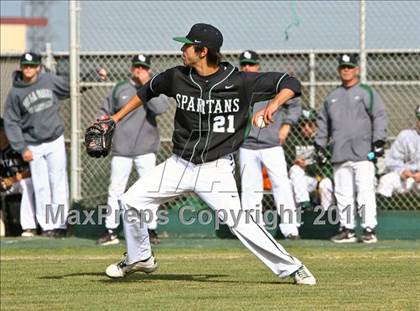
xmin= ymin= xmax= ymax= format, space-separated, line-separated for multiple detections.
xmin=1 ymin=1 xmax=419 ymax=213
xmin=1 ymin=50 xmax=419 ymax=210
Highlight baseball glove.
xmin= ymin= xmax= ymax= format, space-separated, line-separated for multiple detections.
xmin=84 ymin=115 xmax=115 ymax=158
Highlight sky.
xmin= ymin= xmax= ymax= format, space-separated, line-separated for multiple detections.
xmin=1 ymin=1 xmax=419 ymax=53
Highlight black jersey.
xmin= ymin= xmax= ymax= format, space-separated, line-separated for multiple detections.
xmin=0 ymin=145 xmax=29 ymax=178
xmin=138 ymin=62 xmax=301 ymax=164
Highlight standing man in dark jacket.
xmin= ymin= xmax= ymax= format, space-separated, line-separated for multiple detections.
xmin=96 ymin=54 xmax=169 ymax=246
xmin=4 ymin=53 xmax=71 ymax=237
xmin=4 ymin=52 xmax=106 ymax=237
xmin=315 ymin=54 xmax=388 ymax=244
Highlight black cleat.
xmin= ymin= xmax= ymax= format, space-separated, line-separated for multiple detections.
xmin=362 ymin=227 xmax=378 ymax=244
xmin=331 ymin=227 xmax=357 ymax=243
xmin=53 ymin=229 xmax=67 ymax=238
xmin=286 ymin=234 xmax=301 ymax=240
xmin=41 ymin=230 xmax=55 ymax=238
xmin=97 ymin=230 xmax=120 ymax=246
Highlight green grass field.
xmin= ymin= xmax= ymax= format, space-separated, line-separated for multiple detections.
xmin=1 ymin=238 xmax=420 ymax=311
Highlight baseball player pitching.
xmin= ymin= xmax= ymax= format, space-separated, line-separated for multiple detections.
xmin=102 ymin=23 xmax=316 ymax=285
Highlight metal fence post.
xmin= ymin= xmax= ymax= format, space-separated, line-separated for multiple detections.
xmin=69 ymin=0 xmax=81 ymax=203
xmin=360 ymin=0 xmax=367 ymax=83
xmin=309 ymin=51 xmax=316 ymax=109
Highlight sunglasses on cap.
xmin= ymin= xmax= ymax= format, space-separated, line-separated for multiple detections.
xmin=241 ymin=62 xmax=259 ymax=66
xmin=21 ymin=63 xmax=39 ymax=68
xmin=339 ymin=65 xmax=357 ymax=69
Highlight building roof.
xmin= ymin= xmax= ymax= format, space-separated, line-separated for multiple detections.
xmin=0 ymin=17 xmax=48 ymax=26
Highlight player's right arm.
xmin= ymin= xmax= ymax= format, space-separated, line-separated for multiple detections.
xmin=246 ymin=72 xmax=301 ymax=126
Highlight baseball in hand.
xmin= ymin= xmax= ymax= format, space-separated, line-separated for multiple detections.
xmin=256 ymin=116 xmax=266 ymax=128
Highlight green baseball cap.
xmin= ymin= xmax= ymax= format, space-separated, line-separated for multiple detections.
xmin=337 ymin=54 xmax=358 ymax=68
xmin=20 ymin=52 xmax=41 ymax=65
xmin=239 ymin=50 xmax=259 ymax=65
xmin=131 ymin=54 xmax=151 ymax=68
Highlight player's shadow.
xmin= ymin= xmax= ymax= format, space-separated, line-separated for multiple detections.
xmin=40 ymin=272 xmax=289 ymax=285
xmin=40 ymin=272 xmax=104 ymax=280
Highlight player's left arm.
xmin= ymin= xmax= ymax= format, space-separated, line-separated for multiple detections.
xmin=112 ymin=69 xmax=172 ymax=123
xmin=111 ymin=95 xmax=143 ymax=123
xmin=144 ymin=95 xmax=170 ymax=116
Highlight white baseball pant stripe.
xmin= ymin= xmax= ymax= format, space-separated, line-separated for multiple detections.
xmin=377 ymin=172 xmax=419 ymax=197
xmin=239 ymin=146 xmax=299 ymax=238
xmin=105 ymin=153 xmax=156 ymax=230
xmin=7 ymin=178 xmax=37 ymax=230
xmin=333 ymin=161 xmax=377 ymax=230
xmin=28 ymin=135 xmax=69 ymax=230
xmin=121 ymin=154 xmax=302 ymax=277
xmin=289 ymin=165 xmax=334 ymax=210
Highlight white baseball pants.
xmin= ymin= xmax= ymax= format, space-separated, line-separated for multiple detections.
xmin=377 ymin=172 xmax=419 ymax=197
xmin=105 ymin=153 xmax=156 ymax=230
xmin=333 ymin=161 xmax=377 ymax=230
xmin=289 ymin=165 xmax=334 ymax=210
xmin=239 ymin=146 xmax=299 ymax=238
xmin=6 ymin=178 xmax=37 ymax=230
xmin=28 ymin=135 xmax=69 ymax=231
xmin=120 ymin=154 xmax=302 ymax=277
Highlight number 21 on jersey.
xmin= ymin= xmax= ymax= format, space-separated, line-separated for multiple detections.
xmin=213 ymin=115 xmax=235 ymax=133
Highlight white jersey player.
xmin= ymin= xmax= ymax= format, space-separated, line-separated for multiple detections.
xmin=377 ymin=106 xmax=420 ymax=197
